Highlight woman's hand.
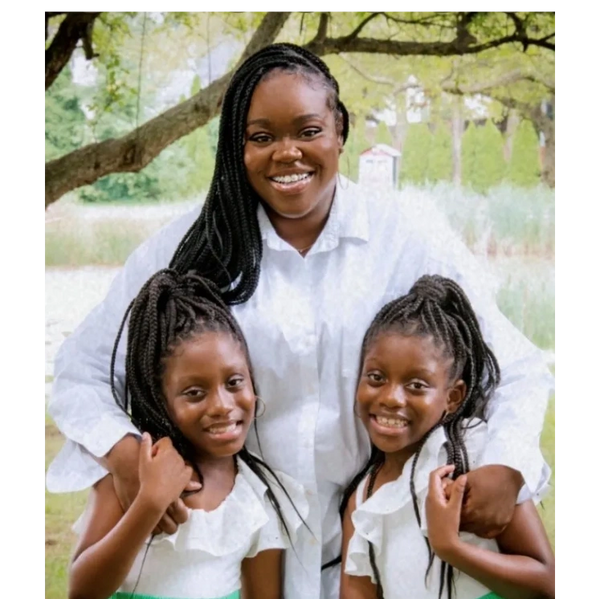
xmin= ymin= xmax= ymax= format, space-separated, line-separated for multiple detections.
xmin=459 ymin=465 xmax=523 ymax=538
xmin=426 ymin=465 xmax=466 ymax=558
xmin=138 ymin=433 xmax=194 ymax=514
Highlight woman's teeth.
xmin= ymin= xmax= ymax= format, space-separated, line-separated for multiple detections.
xmin=375 ymin=416 xmax=408 ymax=428
xmin=271 ymin=173 xmax=312 ymax=184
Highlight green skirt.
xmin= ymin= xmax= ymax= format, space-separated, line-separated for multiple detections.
xmin=111 ymin=590 xmax=240 ymax=599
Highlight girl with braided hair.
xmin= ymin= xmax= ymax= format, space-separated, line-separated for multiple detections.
xmin=68 ymin=269 xmax=308 ymax=599
xmin=340 ymin=275 xmax=554 ymax=599
xmin=48 ymin=43 xmax=553 ymax=599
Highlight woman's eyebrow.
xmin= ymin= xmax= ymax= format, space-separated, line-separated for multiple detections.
xmin=246 ymin=113 xmax=323 ymax=128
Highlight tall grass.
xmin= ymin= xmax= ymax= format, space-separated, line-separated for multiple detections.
xmin=45 ymin=199 xmax=201 ymax=266
xmin=405 ymin=182 xmax=555 ymax=257
xmin=493 ymin=258 xmax=555 ymax=350
xmin=46 ymin=185 xmax=554 ymax=267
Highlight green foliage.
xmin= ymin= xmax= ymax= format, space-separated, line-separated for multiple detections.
xmin=374 ymin=121 xmax=394 ymax=146
xmin=177 ymin=118 xmax=219 ymax=197
xmin=507 ymin=120 xmax=541 ymax=187
xmin=427 ymin=124 xmax=453 ymax=183
xmin=462 ymin=120 xmax=506 ymax=193
xmin=400 ymin=123 xmax=432 ymax=186
xmin=340 ymin=115 xmax=370 ymax=182
xmin=45 ymin=67 xmax=86 ymax=161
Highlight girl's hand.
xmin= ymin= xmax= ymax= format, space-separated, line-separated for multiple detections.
xmin=138 ymin=433 xmax=193 ymax=513
xmin=426 ymin=465 xmax=467 ymax=558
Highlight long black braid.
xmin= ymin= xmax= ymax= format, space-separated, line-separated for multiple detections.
xmin=168 ymin=43 xmax=349 ymax=304
xmin=340 ymin=274 xmax=501 ymax=599
xmin=110 ymin=268 xmax=306 ymax=542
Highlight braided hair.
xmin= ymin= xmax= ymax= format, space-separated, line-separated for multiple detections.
xmin=340 ymin=275 xmax=501 ymax=599
xmin=169 ymin=43 xmax=349 ymax=304
xmin=110 ymin=268 xmax=304 ymax=540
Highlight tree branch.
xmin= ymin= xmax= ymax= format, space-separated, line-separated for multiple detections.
xmin=343 ymin=56 xmax=554 ymax=108
xmin=381 ymin=12 xmax=455 ymax=30
xmin=305 ymin=30 xmax=554 ymax=58
xmin=46 ymin=12 xmax=101 ymax=90
xmin=442 ymin=69 xmax=554 ymax=95
xmin=314 ymin=12 xmax=330 ymax=45
xmin=346 ymin=12 xmax=383 ymax=41
xmin=45 ymin=12 xmax=291 ymax=207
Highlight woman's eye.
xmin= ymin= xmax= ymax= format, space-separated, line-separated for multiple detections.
xmin=228 ymin=376 xmax=244 ymax=388
xmin=249 ymin=133 xmax=271 ymax=143
xmin=367 ymin=372 xmax=384 ymax=383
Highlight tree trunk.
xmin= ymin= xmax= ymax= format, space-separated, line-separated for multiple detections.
xmin=540 ymin=97 xmax=555 ymax=188
xmin=503 ymin=109 xmax=520 ymax=162
xmin=529 ymin=95 xmax=555 ymax=188
xmin=46 ymin=13 xmax=101 ymax=90
xmin=451 ymin=95 xmax=463 ymax=186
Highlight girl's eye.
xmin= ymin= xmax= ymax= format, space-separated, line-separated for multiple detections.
xmin=367 ymin=372 xmax=384 ymax=384
xmin=407 ymin=381 xmax=427 ymax=391
xmin=184 ymin=388 xmax=205 ymax=400
xmin=300 ymin=127 xmax=321 ymax=138
xmin=227 ymin=376 xmax=244 ymax=389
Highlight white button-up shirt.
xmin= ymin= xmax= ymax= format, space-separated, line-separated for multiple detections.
xmin=47 ymin=178 xmax=553 ymax=599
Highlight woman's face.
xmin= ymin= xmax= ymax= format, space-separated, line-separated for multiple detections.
xmin=244 ymin=71 xmax=343 ymax=222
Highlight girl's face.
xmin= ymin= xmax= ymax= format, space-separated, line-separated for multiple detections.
xmin=161 ymin=331 xmax=255 ymax=462
xmin=244 ymin=71 xmax=343 ymax=223
xmin=356 ymin=333 xmax=466 ymax=462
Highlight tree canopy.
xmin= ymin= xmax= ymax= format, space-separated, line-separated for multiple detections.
xmin=42 ymin=9 xmax=558 ymax=209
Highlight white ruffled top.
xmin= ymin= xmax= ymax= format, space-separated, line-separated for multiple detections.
xmin=75 ymin=457 xmax=309 ymax=599
xmin=345 ymin=420 xmax=510 ymax=599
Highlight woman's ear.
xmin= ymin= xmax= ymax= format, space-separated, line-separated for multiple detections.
xmin=446 ymin=379 xmax=467 ymax=414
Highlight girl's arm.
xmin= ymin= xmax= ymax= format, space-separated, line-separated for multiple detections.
xmin=241 ymin=549 xmax=283 ymax=599
xmin=426 ymin=465 xmax=555 ymax=599
xmin=340 ymin=490 xmax=378 ymax=599
xmin=69 ymin=434 xmax=193 ymax=599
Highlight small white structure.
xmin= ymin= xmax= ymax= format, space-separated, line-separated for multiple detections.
xmin=358 ymin=144 xmax=401 ymax=189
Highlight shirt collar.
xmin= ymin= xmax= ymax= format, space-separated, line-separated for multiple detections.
xmin=257 ymin=175 xmax=370 ymax=253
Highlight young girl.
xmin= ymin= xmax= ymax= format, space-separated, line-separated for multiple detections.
xmin=68 ymin=269 xmax=308 ymax=599
xmin=340 ymin=275 xmax=554 ymax=599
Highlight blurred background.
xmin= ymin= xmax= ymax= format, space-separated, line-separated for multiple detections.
xmin=45 ymin=12 xmax=555 ymax=598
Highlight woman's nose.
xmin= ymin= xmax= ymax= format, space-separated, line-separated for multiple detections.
xmin=272 ymin=138 xmax=302 ymax=163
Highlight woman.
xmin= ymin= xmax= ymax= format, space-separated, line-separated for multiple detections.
xmin=47 ymin=44 xmax=552 ymax=599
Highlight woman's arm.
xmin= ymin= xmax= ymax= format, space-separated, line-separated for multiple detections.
xmin=69 ymin=435 xmax=193 ymax=599
xmin=426 ymin=466 xmax=554 ymax=599
xmin=47 ymin=207 xmax=201 ymax=492
xmin=410 ymin=203 xmax=553 ymax=531
xmin=339 ymin=491 xmax=378 ymax=599
xmin=241 ymin=549 xmax=283 ymax=599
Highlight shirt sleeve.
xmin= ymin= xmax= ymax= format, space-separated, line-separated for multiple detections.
xmin=411 ymin=206 xmax=554 ymax=496
xmin=46 ymin=208 xmax=200 ymax=491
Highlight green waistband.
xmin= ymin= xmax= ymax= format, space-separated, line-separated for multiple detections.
xmin=112 ymin=590 xmax=240 ymax=599
xmin=479 ymin=593 xmax=505 ymax=599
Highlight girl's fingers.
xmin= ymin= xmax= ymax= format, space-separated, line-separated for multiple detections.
xmin=448 ymin=475 xmax=467 ymax=511
xmin=140 ymin=432 xmax=152 ymax=462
